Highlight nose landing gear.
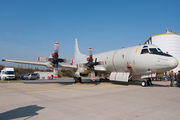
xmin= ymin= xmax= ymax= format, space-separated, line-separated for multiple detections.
xmin=141 ymin=80 xmax=148 ymax=87
xmin=141 ymin=78 xmax=152 ymax=87
xmin=74 ymin=77 xmax=82 ymax=83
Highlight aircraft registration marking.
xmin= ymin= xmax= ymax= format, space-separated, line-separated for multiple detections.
xmin=135 ymin=48 xmax=138 ymax=53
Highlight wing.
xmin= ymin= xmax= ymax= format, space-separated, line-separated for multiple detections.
xmin=58 ymin=64 xmax=77 ymax=69
xmin=2 ymin=59 xmax=77 ymax=69
xmin=2 ymin=59 xmax=46 ymax=66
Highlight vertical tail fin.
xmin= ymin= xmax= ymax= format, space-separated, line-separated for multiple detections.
xmin=74 ymin=38 xmax=86 ymax=59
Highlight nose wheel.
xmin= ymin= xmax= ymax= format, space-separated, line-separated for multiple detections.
xmin=141 ymin=80 xmax=149 ymax=87
xmin=74 ymin=77 xmax=82 ymax=83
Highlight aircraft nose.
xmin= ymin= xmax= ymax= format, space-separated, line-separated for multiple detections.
xmin=174 ymin=60 xmax=179 ymax=67
xmin=169 ymin=57 xmax=179 ymax=68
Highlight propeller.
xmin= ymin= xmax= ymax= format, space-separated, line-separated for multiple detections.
xmin=80 ymin=48 xmax=104 ymax=81
xmin=37 ymin=42 xmax=73 ymax=78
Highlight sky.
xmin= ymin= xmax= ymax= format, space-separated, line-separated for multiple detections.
xmin=0 ymin=0 xmax=180 ymax=66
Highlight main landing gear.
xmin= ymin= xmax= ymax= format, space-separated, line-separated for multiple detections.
xmin=74 ymin=77 xmax=82 ymax=83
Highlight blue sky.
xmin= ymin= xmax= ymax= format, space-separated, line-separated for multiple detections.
xmin=0 ymin=0 xmax=180 ymax=65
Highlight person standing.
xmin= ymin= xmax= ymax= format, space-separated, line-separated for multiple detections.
xmin=177 ymin=71 xmax=180 ymax=87
xmin=169 ymin=71 xmax=174 ymax=87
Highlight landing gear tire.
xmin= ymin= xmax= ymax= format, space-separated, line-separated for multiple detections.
xmin=74 ymin=77 xmax=82 ymax=84
xmin=141 ymin=81 xmax=148 ymax=87
xmin=141 ymin=80 xmax=149 ymax=87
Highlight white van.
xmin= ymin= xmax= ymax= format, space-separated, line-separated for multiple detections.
xmin=0 ymin=68 xmax=15 ymax=80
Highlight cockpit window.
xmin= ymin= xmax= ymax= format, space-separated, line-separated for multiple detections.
xmin=149 ymin=48 xmax=172 ymax=57
xmin=143 ymin=46 xmax=148 ymax=48
xmin=140 ymin=46 xmax=172 ymax=57
xmin=149 ymin=48 xmax=158 ymax=53
xmin=157 ymin=48 xmax=162 ymax=52
xmin=141 ymin=49 xmax=149 ymax=54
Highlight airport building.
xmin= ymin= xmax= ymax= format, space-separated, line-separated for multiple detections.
xmin=144 ymin=28 xmax=180 ymax=72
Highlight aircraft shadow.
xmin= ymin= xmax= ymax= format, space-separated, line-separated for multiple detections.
xmin=24 ymin=81 xmax=75 ymax=86
xmin=22 ymin=79 xmax=170 ymax=87
xmin=111 ymin=80 xmax=171 ymax=87
xmin=23 ymin=78 xmax=103 ymax=86
xmin=148 ymin=83 xmax=170 ymax=87
xmin=0 ymin=105 xmax=45 ymax=120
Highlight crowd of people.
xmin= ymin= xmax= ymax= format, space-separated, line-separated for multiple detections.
xmin=169 ymin=70 xmax=180 ymax=87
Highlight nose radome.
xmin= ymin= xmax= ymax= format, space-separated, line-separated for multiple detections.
xmin=174 ymin=60 xmax=179 ymax=67
xmin=169 ymin=57 xmax=179 ymax=68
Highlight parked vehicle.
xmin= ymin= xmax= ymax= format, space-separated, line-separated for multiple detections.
xmin=23 ymin=73 xmax=40 ymax=80
xmin=29 ymin=73 xmax=40 ymax=80
xmin=21 ymin=73 xmax=30 ymax=80
xmin=18 ymin=74 xmax=26 ymax=80
xmin=0 ymin=68 xmax=15 ymax=80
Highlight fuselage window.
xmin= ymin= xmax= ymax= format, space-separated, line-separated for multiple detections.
xmin=122 ymin=54 xmax=124 ymax=59
xmin=141 ymin=49 xmax=149 ymax=54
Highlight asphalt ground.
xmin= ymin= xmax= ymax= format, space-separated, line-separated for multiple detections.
xmin=0 ymin=78 xmax=179 ymax=120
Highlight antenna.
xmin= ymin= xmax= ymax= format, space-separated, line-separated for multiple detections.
xmin=166 ymin=28 xmax=177 ymax=34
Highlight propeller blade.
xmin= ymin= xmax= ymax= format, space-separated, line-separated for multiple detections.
xmin=89 ymin=48 xmax=93 ymax=58
xmin=53 ymin=67 xmax=58 ymax=78
xmin=53 ymin=63 xmax=58 ymax=78
xmin=91 ymin=70 xmax=95 ymax=81
xmin=90 ymin=67 xmax=95 ymax=81
xmin=95 ymin=61 xmax=104 ymax=65
xmin=54 ymin=42 xmax=59 ymax=53
xmin=37 ymin=57 xmax=49 ymax=62
xmin=58 ymin=59 xmax=73 ymax=63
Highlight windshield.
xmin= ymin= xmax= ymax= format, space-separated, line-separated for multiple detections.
xmin=141 ymin=49 xmax=149 ymax=54
xmin=24 ymin=73 xmax=30 ymax=76
xmin=149 ymin=48 xmax=158 ymax=53
xmin=141 ymin=46 xmax=172 ymax=57
xmin=5 ymin=71 xmax=14 ymax=75
xmin=145 ymin=48 xmax=172 ymax=57
xmin=157 ymin=48 xmax=162 ymax=52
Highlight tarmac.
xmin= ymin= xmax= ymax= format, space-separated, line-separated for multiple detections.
xmin=0 ymin=78 xmax=179 ymax=120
